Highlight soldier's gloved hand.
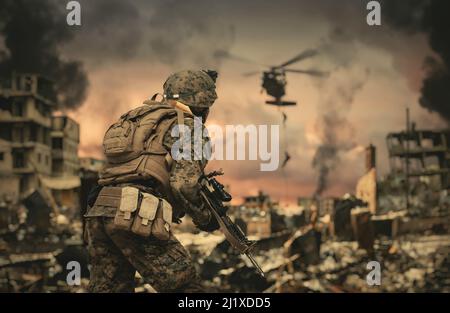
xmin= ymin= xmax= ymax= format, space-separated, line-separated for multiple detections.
xmin=195 ymin=217 xmax=220 ymax=232
xmin=172 ymin=211 xmax=185 ymax=224
xmin=189 ymin=203 xmax=219 ymax=232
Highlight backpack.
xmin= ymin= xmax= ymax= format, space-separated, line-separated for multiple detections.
xmin=99 ymin=100 xmax=189 ymax=189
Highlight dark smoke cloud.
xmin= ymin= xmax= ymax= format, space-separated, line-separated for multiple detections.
xmin=148 ymin=0 xmax=235 ymax=68
xmin=66 ymin=0 xmax=143 ymax=63
xmin=383 ymin=0 xmax=450 ymax=123
xmin=421 ymin=57 xmax=450 ymax=122
xmin=382 ymin=0 xmax=429 ymax=33
xmin=312 ymin=144 xmax=337 ymax=196
xmin=420 ymin=1 xmax=450 ymax=122
xmin=65 ymin=0 xmax=235 ymax=69
xmin=0 ymin=0 xmax=89 ymax=109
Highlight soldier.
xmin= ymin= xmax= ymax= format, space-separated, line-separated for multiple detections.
xmin=84 ymin=70 xmax=220 ymax=292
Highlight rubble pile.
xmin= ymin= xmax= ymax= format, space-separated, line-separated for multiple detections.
xmin=329 ymin=234 xmax=450 ymax=292
xmin=424 ymin=245 xmax=450 ymax=292
xmin=378 ymin=175 xmax=450 ymax=218
xmin=0 ymin=191 xmax=88 ymax=292
xmin=181 ymin=231 xmax=450 ymax=293
xmin=171 ymin=185 xmax=450 ymax=293
xmin=0 ymin=246 xmax=89 ymax=292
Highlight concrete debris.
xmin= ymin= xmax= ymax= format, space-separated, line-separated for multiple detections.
xmin=284 ymin=226 xmax=320 ymax=266
xmin=0 ymin=188 xmax=88 ymax=292
xmin=178 ymin=224 xmax=450 ymax=293
xmin=351 ymin=208 xmax=375 ymax=254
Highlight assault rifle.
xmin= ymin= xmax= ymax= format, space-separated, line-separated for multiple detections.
xmin=198 ymin=170 xmax=264 ymax=277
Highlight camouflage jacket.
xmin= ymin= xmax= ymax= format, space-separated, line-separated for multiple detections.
xmin=163 ymin=116 xmax=212 ymax=228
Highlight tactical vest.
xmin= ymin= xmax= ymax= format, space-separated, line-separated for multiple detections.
xmin=98 ymin=100 xmax=191 ymax=191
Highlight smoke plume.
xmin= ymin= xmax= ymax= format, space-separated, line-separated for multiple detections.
xmin=383 ymin=0 xmax=450 ymax=123
xmin=311 ymin=72 xmax=367 ymax=196
xmin=0 ymin=0 xmax=89 ymax=109
xmin=312 ymin=29 xmax=368 ymax=196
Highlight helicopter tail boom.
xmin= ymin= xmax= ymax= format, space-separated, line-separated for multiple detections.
xmin=265 ymin=99 xmax=297 ymax=106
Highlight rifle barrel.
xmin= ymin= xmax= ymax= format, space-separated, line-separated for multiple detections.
xmin=246 ymin=252 xmax=265 ymax=277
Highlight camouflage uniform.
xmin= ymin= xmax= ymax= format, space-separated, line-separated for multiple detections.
xmin=86 ymin=219 xmax=200 ymax=292
xmin=85 ymin=70 xmax=218 ymax=293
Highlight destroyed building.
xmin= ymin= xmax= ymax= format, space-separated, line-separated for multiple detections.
xmin=0 ymin=73 xmax=81 ymax=208
xmin=379 ymin=124 xmax=450 ymax=219
xmin=233 ymin=191 xmax=273 ymax=238
xmin=0 ymin=73 xmax=55 ymax=201
xmin=44 ymin=115 xmax=81 ymax=212
xmin=356 ymin=144 xmax=377 ymax=214
xmin=51 ymin=116 xmax=80 ymax=176
xmin=298 ymin=197 xmax=339 ymax=218
xmin=0 ymin=74 xmax=88 ymax=292
xmin=387 ymin=128 xmax=450 ymax=190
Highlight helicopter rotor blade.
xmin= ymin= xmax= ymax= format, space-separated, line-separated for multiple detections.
xmin=284 ymin=68 xmax=329 ymax=77
xmin=242 ymin=71 xmax=261 ymax=77
xmin=214 ymin=50 xmax=269 ymax=67
xmin=277 ymin=49 xmax=319 ymax=68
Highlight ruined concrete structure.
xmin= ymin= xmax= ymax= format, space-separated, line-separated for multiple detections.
xmin=387 ymin=129 xmax=450 ymax=189
xmin=234 ymin=191 xmax=272 ymax=238
xmin=51 ymin=116 xmax=80 ymax=176
xmin=0 ymin=73 xmax=80 ymax=202
xmin=356 ymin=169 xmax=377 ymax=214
xmin=298 ymin=197 xmax=337 ymax=218
xmin=0 ymin=73 xmax=55 ymax=200
xmin=356 ymin=145 xmax=378 ymax=214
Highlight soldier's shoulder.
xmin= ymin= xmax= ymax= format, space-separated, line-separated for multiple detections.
xmin=162 ymin=115 xmax=210 ymax=149
xmin=120 ymin=101 xmax=175 ymax=120
xmin=184 ymin=115 xmax=209 ymax=129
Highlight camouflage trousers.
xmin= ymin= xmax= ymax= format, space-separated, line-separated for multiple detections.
xmin=85 ymin=217 xmax=202 ymax=293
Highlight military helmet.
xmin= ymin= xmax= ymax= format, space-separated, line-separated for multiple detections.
xmin=163 ymin=70 xmax=218 ymax=108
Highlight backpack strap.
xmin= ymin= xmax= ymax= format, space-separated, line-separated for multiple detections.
xmin=153 ymin=109 xmax=190 ymax=170
xmin=176 ymin=109 xmax=185 ymax=142
xmin=150 ymin=93 xmax=164 ymax=102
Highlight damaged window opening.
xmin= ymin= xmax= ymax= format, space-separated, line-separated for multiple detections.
xmin=13 ymin=152 xmax=25 ymax=168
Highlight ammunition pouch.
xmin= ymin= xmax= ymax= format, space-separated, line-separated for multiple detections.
xmin=131 ymin=194 xmax=172 ymax=240
xmin=114 ymin=186 xmax=139 ymax=230
xmin=93 ymin=186 xmax=172 ymax=240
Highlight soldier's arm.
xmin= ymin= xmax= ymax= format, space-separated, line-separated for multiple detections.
xmin=163 ymin=117 xmax=216 ymax=231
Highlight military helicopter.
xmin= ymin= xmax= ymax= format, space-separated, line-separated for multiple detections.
xmin=242 ymin=49 xmax=328 ymax=106
xmin=216 ymin=49 xmax=327 ymax=106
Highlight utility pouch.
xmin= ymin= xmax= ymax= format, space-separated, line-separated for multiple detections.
xmin=131 ymin=193 xmax=172 ymax=240
xmin=113 ymin=187 xmax=140 ymax=230
xmin=131 ymin=192 xmax=159 ymax=237
xmin=151 ymin=199 xmax=172 ymax=241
